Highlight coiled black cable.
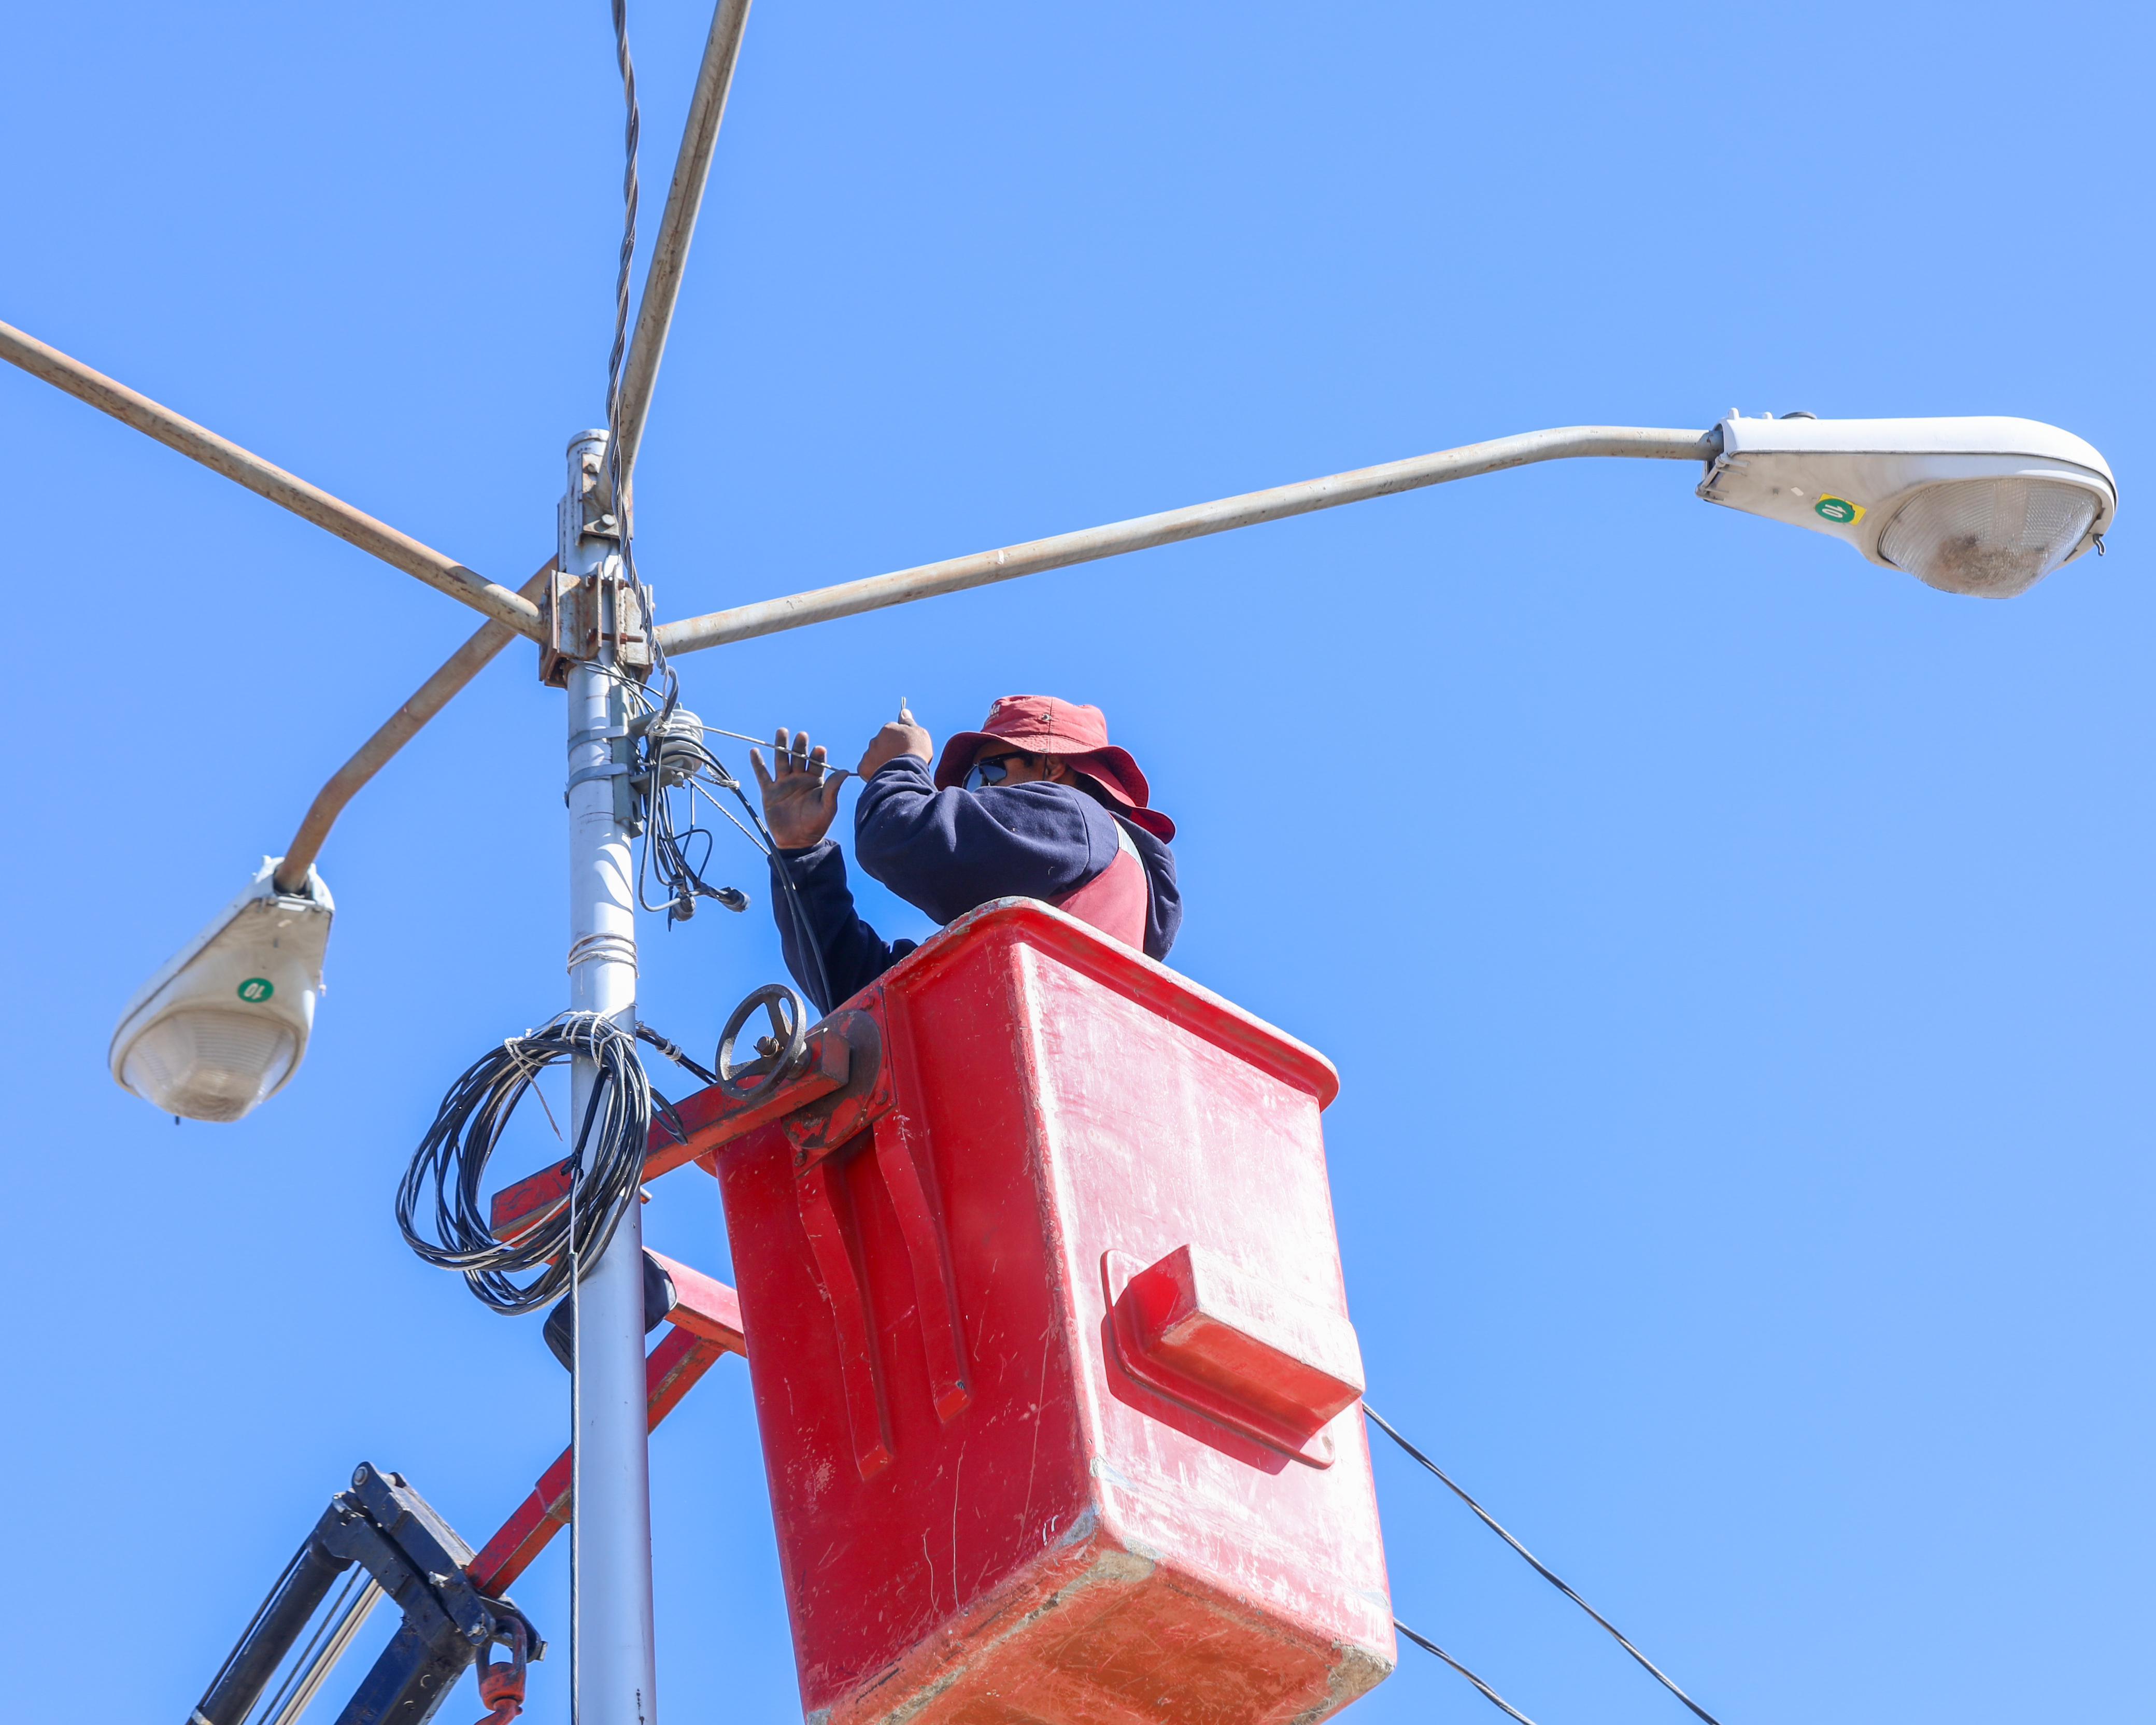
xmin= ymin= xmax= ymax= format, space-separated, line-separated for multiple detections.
xmin=396 ymin=1012 xmax=653 ymax=1315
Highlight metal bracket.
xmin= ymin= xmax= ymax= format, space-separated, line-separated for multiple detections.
xmin=538 ymin=566 xmax=653 ymax=689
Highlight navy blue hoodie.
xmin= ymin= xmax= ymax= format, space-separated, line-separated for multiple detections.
xmin=768 ymin=755 xmax=1180 ymax=1010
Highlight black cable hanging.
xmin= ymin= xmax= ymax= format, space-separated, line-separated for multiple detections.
xmin=630 ymin=673 xmax=752 ymax=928
xmin=395 ymin=1012 xmax=653 ymax=1316
xmin=1392 ymin=1618 xmax=1540 ymax=1725
xmin=1364 ymin=1405 xmax=1725 ymax=1725
xmin=636 ymin=1022 xmax=718 ymax=1089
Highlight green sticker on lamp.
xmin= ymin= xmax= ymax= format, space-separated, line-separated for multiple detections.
xmin=1814 ymin=494 xmax=1865 ymax=525
xmin=237 ymin=977 xmax=275 ymax=1003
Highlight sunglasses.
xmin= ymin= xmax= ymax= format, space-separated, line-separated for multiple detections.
xmin=963 ymin=752 xmax=1029 ymax=791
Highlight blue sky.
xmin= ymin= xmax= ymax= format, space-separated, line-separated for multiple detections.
xmin=3 ymin=2 xmax=2149 ymax=1721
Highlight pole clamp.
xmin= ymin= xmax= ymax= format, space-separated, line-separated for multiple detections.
xmin=566 ymin=763 xmax=630 ymax=791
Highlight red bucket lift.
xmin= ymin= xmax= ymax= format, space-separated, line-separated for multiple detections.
xmin=710 ymin=899 xmax=1394 ymax=1725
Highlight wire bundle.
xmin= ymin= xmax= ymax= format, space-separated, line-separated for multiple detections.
xmin=619 ymin=669 xmax=835 ymax=1012
xmin=631 ymin=698 xmax=753 ymax=927
xmin=395 ymin=1012 xmax=653 ymax=1315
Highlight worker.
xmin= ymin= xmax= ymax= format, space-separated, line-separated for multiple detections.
xmin=750 ymin=694 xmax=1181 ymax=1010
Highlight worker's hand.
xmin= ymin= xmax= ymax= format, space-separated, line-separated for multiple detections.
xmin=857 ymin=701 xmax=933 ymax=780
xmin=750 ymin=728 xmax=847 ymax=850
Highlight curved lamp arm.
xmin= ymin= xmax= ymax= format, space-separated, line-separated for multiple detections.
xmin=653 ymin=425 xmax=1719 ymax=656
xmin=272 ymin=558 xmax=558 ymax=893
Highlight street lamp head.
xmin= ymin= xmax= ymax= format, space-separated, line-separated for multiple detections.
xmin=1697 ymin=415 xmax=2116 ymax=598
xmin=109 ymin=859 xmax=334 ymax=1122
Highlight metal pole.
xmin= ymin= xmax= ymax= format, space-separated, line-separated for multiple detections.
xmin=614 ymin=0 xmax=754 ymax=490
xmin=651 ymin=425 xmax=1721 ymax=656
xmin=0 ymin=318 xmax=545 ymax=638
xmin=561 ymin=428 xmax=658 ymax=1725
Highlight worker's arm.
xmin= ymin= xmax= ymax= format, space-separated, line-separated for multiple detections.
xmin=753 ymin=727 xmax=913 ymax=1010
xmin=854 ymin=756 xmax=1120 ymax=925
xmin=767 ymin=841 xmax=916 ymax=1011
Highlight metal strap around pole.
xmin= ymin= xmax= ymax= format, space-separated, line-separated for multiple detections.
xmin=0 ymin=317 xmax=546 ymax=639
xmin=651 ymin=425 xmax=1719 ymax=656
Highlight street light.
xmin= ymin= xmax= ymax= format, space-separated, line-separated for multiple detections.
xmin=73 ymin=407 xmax=2121 ymax=1129
xmin=108 ymin=858 xmax=334 ymax=1122
xmin=1697 ymin=414 xmax=2115 ymax=597
xmin=0 ymin=19 xmax=2123 ymax=1720
xmin=647 ymin=415 xmax=2121 ymax=657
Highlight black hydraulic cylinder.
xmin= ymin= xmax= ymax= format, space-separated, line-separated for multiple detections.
xmin=332 ymin=1614 xmax=477 ymax=1725
xmin=187 ymin=1516 xmax=353 ymax=1725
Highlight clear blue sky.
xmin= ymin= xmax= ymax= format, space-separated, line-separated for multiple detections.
xmin=3 ymin=3 xmax=2148 ymax=1720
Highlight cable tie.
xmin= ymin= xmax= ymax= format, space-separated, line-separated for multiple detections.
xmin=565 ymin=932 xmax=639 ymax=974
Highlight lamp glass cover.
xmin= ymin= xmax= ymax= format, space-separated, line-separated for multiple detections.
xmin=1877 ymin=477 xmax=2101 ymax=598
xmin=120 ymin=1009 xmax=299 ymax=1123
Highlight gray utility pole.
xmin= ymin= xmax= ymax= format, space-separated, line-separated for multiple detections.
xmin=559 ymin=428 xmax=659 ymax=1725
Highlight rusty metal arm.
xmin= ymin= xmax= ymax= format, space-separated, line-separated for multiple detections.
xmin=0 ymin=317 xmax=545 ymax=639
xmin=652 ymin=425 xmax=1721 ymax=655
xmin=272 ymin=559 xmax=557 ymax=893
xmin=614 ymin=0 xmax=754 ymax=490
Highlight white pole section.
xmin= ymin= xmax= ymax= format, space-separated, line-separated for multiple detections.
xmin=561 ymin=428 xmax=659 ymax=1725
xmin=651 ymin=425 xmax=1718 ymax=656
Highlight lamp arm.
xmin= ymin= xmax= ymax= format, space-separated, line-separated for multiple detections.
xmin=272 ymin=558 xmax=558 ymax=893
xmin=0 ymin=317 xmax=546 ymax=640
xmin=653 ymin=424 xmax=1720 ymax=657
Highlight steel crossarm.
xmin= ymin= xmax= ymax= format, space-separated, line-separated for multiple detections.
xmin=0 ymin=317 xmax=545 ymax=638
xmin=614 ymin=0 xmax=754 ymax=492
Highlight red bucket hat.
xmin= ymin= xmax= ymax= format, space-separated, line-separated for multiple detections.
xmin=934 ymin=695 xmax=1176 ymax=841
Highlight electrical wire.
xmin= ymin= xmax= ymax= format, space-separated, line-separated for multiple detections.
xmin=1363 ymin=1405 xmax=1724 ymax=1725
xmin=623 ymin=674 xmax=837 ymax=1012
xmin=1392 ymin=1617 xmax=1540 ymax=1725
xmin=577 ymin=651 xmax=837 ymax=1009
xmin=631 ymin=672 xmax=751 ymax=926
xmin=637 ymin=1022 xmax=719 ymax=1088
xmin=395 ymin=1012 xmax=654 ymax=1316
xmin=602 ymin=0 xmax=657 ymax=686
